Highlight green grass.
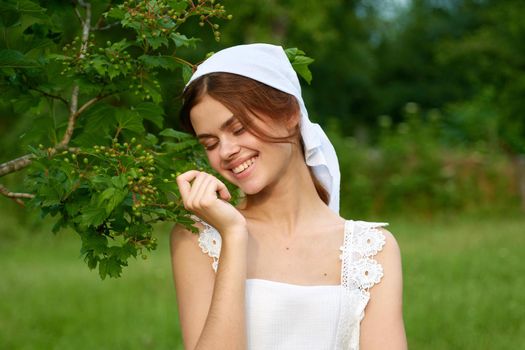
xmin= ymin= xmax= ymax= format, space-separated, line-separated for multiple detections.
xmin=1 ymin=209 xmax=524 ymax=349
xmin=392 ymin=214 xmax=525 ymax=349
xmin=0 ymin=213 xmax=183 ymax=350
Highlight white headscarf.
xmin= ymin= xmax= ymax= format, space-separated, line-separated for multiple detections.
xmin=186 ymin=43 xmax=341 ymax=213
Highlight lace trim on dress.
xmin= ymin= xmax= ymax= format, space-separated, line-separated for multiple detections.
xmin=192 ymin=216 xmax=222 ymax=272
xmin=339 ymin=220 xmax=387 ymax=294
xmin=335 ymin=220 xmax=388 ymax=350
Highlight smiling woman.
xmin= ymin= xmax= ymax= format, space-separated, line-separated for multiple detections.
xmin=169 ymin=43 xmax=407 ymax=350
xmin=180 ymin=72 xmax=329 ymax=204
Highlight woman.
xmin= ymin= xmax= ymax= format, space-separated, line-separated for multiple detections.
xmin=170 ymin=43 xmax=407 ymax=350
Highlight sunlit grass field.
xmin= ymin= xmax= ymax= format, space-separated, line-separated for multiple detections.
xmin=1 ymin=210 xmax=524 ymax=349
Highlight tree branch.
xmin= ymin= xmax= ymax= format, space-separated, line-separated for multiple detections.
xmin=92 ymin=21 xmax=120 ymax=31
xmin=0 ymin=154 xmax=35 ymax=177
xmin=78 ymin=0 xmax=91 ymax=59
xmin=58 ymin=93 xmax=111 ymax=148
xmin=0 ymin=184 xmax=34 ymax=207
xmin=60 ymin=0 xmax=92 ymax=148
xmin=29 ymin=87 xmax=69 ymax=107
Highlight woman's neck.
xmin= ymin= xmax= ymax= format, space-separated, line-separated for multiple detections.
xmin=239 ymin=152 xmax=338 ymax=236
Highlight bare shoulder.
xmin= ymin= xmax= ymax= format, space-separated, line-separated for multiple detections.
xmin=375 ymin=227 xmax=402 ymax=264
xmin=360 ymin=226 xmax=407 ymax=349
xmin=170 ymin=221 xmax=216 ymax=274
xmin=371 ymin=227 xmax=403 ymax=293
xmin=170 ymin=222 xmax=217 ymax=349
xmin=170 ymin=221 xmax=202 ymax=244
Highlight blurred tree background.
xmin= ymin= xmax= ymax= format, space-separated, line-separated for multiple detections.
xmin=1 ymin=0 xmax=524 ymax=217
xmin=1 ymin=0 xmax=524 ymax=349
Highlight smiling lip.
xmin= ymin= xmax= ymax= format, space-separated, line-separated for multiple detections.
xmin=232 ymin=156 xmax=257 ymax=174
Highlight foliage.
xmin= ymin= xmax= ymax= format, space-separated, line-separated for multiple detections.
xmin=330 ymin=104 xmax=520 ymax=218
xmin=0 ymin=0 xmax=233 ymax=278
xmin=0 ymin=0 xmax=315 ymax=278
xmin=26 ymin=134 xmax=211 ymax=279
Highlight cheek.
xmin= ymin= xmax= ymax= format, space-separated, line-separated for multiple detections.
xmin=205 ymin=152 xmax=222 ymax=171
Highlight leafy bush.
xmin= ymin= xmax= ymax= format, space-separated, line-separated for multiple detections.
xmin=0 ymin=0 xmax=231 ymax=278
xmin=329 ymin=104 xmax=520 ymax=218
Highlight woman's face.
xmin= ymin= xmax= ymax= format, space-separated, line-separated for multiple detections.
xmin=190 ymin=94 xmax=295 ymax=195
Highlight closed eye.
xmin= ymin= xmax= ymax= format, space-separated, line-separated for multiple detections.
xmin=204 ymin=142 xmax=218 ymax=151
xmin=233 ymin=126 xmax=245 ymax=135
xmin=199 ymin=137 xmax=218 ymax=151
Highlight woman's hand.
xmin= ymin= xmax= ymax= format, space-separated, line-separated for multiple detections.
xmin=176 ymin=170 xmax=246 ymax=234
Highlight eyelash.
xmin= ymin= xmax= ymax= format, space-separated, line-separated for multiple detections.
xmin=204 ymin=127 xmax=245 ymax=151
xmin=205 ymin=144 xmax=218 ymax=151
xmin=233 ymin=126 xmax=245 ymax=135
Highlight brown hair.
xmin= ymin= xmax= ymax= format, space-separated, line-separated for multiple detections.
xmin=180 ymin=72 xmax=329 ymax=205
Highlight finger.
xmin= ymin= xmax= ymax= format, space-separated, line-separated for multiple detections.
xmin=196 ymin=175 xmax=231 ymax=203
xmin=214 ymin=178 xmax=231 ymax=201
xmin=176 ymin=170 xmax=201 ymax=199
xmin=200 ymin=176 xmax=221 ymax=206
xmin=186 ymin=172 xmax=209 ymax=207
xmin=192 ymin=174 xmax=216 ymax=207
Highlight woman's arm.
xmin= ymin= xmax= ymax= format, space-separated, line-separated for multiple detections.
xmin=171 ymin=224 xmax=248 ymax=350
xmin=171 ymin=171 xmax=248 ymax=350
xmin=360 ymin=229 xmax=408 ymax=350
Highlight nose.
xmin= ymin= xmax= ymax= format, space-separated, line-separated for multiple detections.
xmin=219 ymin=136 xmax=241 ymax=160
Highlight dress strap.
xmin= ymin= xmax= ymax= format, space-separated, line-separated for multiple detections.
xmin=192 ymin=216 xmax=222 ymax=272
xmin=339 ymin=220 xmax=387 ymax=293
xmin=335 ymin=220 xmax=388 ymax=349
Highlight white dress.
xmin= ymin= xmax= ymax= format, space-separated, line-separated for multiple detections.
xmin=196 ymin=219 xmax=387 ymax=350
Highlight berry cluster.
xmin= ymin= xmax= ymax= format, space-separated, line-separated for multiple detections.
xmin=117 ymin=0 xmax=231 ymax=45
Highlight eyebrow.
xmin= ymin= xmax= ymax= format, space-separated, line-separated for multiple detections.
xmin=196 ymin=115 xmax=237 ymax=139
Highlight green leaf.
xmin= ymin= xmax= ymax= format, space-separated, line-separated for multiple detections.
xmin=285 ymin=47 xmax=314 ymax=84
xmin=291 ymin=56 xmax=314 ymax=84
xmin=159 ymin=128 xmax=193 ymax=140
xmin=81 ymin=229 xmax=108 ymax=255
xmin=116 ymin=109 xmax=145 ymax=134
xmin=90 ymin=56 xmax=108 ymax=76
xmin=107 ymin=66 xmax=118 ymax=80
xmin=182 ymin=64 xmax=193 ymax=85
xmin=284 ymin=47 xmax=305 ymax=61
xmin=134 ymin=102 xmax=164 ymax=129
xmin=99 ymin=256 xmax=123 ymax=279
xmin=111 ymin=174 xmax=127 ymax=189
xmin=143 ymin=80 xmax=162 ymax=104
xmin=162 ymin=139 xmax=199 ymax=152
xmin=170 ymin=33 xmax=199 ymax=48
xmin=105 ymin=7 xmax=126 ymax=20
xmin=98 ymin=187 xmax=116 ymax=203
xmin=84 ymin=252 xmax=98 ymax=270
xmin=80 ymin=206 xmax=108 ymax=227
xmin=145 ymin=133 xmax=159 ymax=145
xmin=0 ymin=49 xmax=39 ymax=68
xmin=0 ymin=0 xmax=46 ymax=17
xmin=109 ymin=38 xmax=132 ymax=51
xmin=83 ymin=104 xmax=116 ymax=132
xmin=145 ymin=35 xmax=168 ymax=50
xmin=99 ymin=187 xmax=128 ymax=215
xmin=167 ymin=0 xmax=188 ymax=12
xmin=138 ymin=55 xmax=178 ymax=71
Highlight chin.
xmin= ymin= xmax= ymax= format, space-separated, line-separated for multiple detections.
xmin=236 ymin=181 xmax=264 ymax=196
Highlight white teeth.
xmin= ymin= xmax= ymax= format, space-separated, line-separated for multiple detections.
xmin=232 ymin=157 xmax=257 ymax=174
